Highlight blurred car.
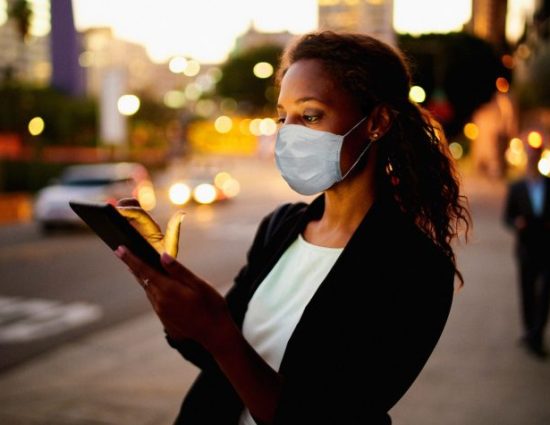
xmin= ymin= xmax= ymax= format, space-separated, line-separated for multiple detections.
xmin=166 ymin=161 xmax=240 ymax=206
xmin=34 ymin=162 xmax=156 ymax=231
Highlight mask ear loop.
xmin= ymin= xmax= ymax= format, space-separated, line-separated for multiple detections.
xmin=341 ymin=136 xmax=376 ymax=180
xmin=340 ymin=115 xmax=375 ymax=181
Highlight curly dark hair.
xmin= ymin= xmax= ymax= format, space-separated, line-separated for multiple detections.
xmin=277 ymin=31 xmax=471 ymax=286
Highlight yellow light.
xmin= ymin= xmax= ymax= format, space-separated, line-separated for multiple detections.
xmin=164 ymin=90 xmax=186 ymax=108
xmin=195 ymin=99 xmax=216 ymax=117
xmin=249 ymin=118 xmax=262 ymax=136
xmin=193 ymin=183 xmax=217 ymax=204
xmin=409 ymin=85 xmax=426 ymax=103
xmin=169 ymin=182 xmax=192 ymax=205
xmin=449 ymin=142 xmax=463 ymax=159
xmin=505 ymin=148 xmax=526 ymax=167
xmin=260 ymin=118 xmax=277 ymax=135
xmin=137 ymin=183 xmax=157 ymax=211
xmin=183 ymin=60 xmax=201 ymax=77
xmin=509 ymin=137 xmax=523 ymax=153
xmin=253 ymin=62 xmax=274 ymax=79
xmin=117 ymin=95 xmax=140 ymax=116
xmin=538 ymin=158 xmax=550 ymax=176
xmin=239 ymin=118 xmax=252 ymax=135
xmin=496 ymin=77 xmax=509 ymax=93
xmin=463 ymin=123 xmax=479 ymax=140
xmin=527 ymin=131 xmax=543 ymax=148
xmin=542 ymin=149 xmax=550 ymax=160
xmin=221 ymin=178 xmax=240 ymax=198
xmin=214 ymin=115 xmax=233 ymax=133
xmin=214 ymin=172 xmax=232 ymax=189
xmin=169 ymin=56 xmax=188 ymax=73
xmin=184 ymin=83 xmax=202 ymax=101
xmin=28 ymin=117 xmax=45 ymax=136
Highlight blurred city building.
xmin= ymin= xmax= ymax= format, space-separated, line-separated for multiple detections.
xmin=0 ymin=0 xmax=51 ymax=85
xmin=50 ymin=0 xmax=83 ymax=96
xmin=318 ymin=0 xmax=395 ymax=46
xmin=468 ymin=0 xmax=508 ymax=49
xmin=233 ymin=24 xmax=295 ymax=54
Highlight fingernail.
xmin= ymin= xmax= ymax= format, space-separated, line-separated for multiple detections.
xmin=115 ymin=246 xmax=125 ymax=257
xmin=161 ymin=252 xmax=175 ymax=265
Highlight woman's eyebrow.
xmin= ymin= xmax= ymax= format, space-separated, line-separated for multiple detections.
xmin=277 ymin=97 xmax=325 ymax=110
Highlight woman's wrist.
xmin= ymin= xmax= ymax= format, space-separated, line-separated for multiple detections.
xmin=202 ymin=316 xmax=243 ymax=360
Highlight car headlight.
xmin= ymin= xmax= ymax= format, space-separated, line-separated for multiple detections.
xmin=193 ymin=183 xmax=217 ymax=204
xmin=169 ymin=182 xmax=192 ymax=205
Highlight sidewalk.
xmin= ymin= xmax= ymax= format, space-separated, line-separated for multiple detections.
xmin=0 ymin=170 xmax=549 ymax=425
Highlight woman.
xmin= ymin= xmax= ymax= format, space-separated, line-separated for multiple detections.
xmin=115 ymin=31 xmax=470 ymax=424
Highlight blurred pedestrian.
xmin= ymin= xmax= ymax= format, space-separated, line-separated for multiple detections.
xmin=114 ymin=31 xmax=470 ymax=424
xmin=504 ymin=144 xmax=550 ymax=359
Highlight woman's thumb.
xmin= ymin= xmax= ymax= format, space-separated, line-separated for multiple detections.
xmin=164 ymin=210 xmax=185 ymax=258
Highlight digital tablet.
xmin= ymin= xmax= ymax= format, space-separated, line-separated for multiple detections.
xmin=69 ymin=200 xmax=166 ymax=275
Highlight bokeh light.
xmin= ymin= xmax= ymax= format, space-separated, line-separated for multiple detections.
xmin=169 ymin=182 xmax=192 ymax=206
xmin=449 ymin=142 xmax=463 ymax=160
xmin=28 ymin=117 xmax=45 ymax=136
xmin=214 ymin=115 xmax=233 ymax=133
xmin=527 ymin=131 xmax=542 ymax=148
xmin=193 ymin=183 xmax=217 ymax=204
xmin=117 ymin=94 xmax=140 ymax=116
xmin=496 ymin=77 xmax=509 ymax=93
xmin=169 ymin=56 xmax=188 ymax=73
xmin=409 ymin=85 xmax=426 ymax=103
xmin=253 ymin=62 xmax=274 ymax=79
xmin=463 ymin=123 xmax=479 ymax=140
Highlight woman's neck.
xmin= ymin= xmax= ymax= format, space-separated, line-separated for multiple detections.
xmin=303 ymin=166 xmax=376 ymax=248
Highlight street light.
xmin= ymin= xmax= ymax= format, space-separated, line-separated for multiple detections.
xmin=117 ymin=94 xmax=140 ymax=116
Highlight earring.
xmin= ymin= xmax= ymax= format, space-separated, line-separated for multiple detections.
xmin=371 ymin=132 xmax=379 ymax=141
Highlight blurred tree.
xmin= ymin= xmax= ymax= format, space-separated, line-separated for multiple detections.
xmin=4 ymin=0 xmax=32 ymax=81
xmin=0 ymin=84 xmax=97 ymax=147
xmin=8 ymin=0 xmax=32 ymax=41
xmin=216 ymin=44 xmax=283 ymax=115
xmin=398 ymin=33 xmax=507 ymax=139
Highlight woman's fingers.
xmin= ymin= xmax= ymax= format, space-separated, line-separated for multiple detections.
xmin=115 ymin=246 xmax=160 ymax=290
xmin=164 ymin=211 xmax=185 ymax=257
xmin=116 ymin=197 xmax=141 ymax=208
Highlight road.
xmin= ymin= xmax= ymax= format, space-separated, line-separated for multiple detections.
xmin=0 ymin=159 xmax=549 ymax=424
xmin=0 ymin=155 xmax=306 ymax=372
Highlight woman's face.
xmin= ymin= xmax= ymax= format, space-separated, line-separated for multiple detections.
xmin=277 ymin=59 xmax=363 ymax=134
xmin=277 ymin=59 xmax=370 ymax=175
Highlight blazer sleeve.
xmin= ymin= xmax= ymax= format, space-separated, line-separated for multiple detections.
xmin=165 ymin=203 xmax=298 ymax=369
xmin=503 ymin=181 xmax=521 ymax=229
xmin=273 ymin=244 xmax=455 ymax=424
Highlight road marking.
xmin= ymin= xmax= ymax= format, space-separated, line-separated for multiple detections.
xmin=0 ymin=296 xmax=102 ymax=343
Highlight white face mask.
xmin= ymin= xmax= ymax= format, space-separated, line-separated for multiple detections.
xmin=275 ymin=116 xmax=372 ymax=196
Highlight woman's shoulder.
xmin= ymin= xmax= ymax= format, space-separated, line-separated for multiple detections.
xmin=376 ymin=200 xmax=454 ymax=279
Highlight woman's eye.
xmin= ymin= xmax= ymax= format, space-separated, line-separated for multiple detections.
xmin=303 ymin=114 xmax=320 ymax=123
xmin=276 ymin=117 xmax=286 ymax=124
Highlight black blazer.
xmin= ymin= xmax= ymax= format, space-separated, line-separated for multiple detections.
xmin=169 ymin=195 xmax=455 ymax=424
xmin=503 ymin=177 xmax=550 ymax=260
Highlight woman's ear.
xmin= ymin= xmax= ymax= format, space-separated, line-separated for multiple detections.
xmin=365 ymin=104 xmax=394 ymax=140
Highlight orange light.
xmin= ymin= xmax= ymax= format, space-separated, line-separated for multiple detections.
xmin=501 ymin=54 xmax=514 ymax=69
xmin=527 ymin=131 xmax=543 ymax=149
xmin=463 ymin=123 xmax=479 ymax=140
xmin=496 ymin=77 xmax=509 ymax=93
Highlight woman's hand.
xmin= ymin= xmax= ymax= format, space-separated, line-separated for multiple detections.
xmin=115 ymin=246 xmax=234 ymax=349
xmin=116 ymin=198 xmax=185 ymax=257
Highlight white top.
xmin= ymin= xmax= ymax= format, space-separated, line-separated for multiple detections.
xmin=238 ymin=234 xmax=344 ymax=425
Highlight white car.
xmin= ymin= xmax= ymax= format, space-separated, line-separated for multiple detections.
xmin=34 ymin=162 xmax=156 ymax=231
